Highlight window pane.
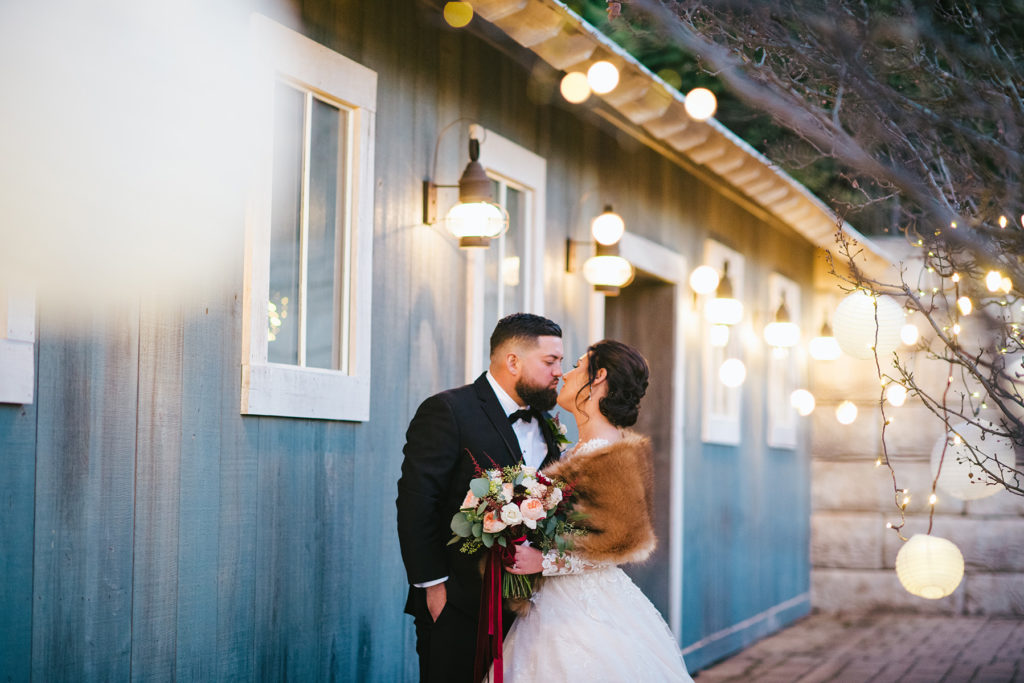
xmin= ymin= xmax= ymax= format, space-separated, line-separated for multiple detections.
xmin=305 ymin=96 xmax=348 ymax=370
xmin=503 ymin=186 xmax=525 ymax=310
xmin=267 ymin=83 xmax=304 ymax=365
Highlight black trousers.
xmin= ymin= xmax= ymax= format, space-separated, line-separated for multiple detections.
xmin=412 ymin=588 xmax=478 ymax=683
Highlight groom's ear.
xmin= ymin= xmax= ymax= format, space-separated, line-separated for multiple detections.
xmin=504 ymin=352 xmax=520 ymax=376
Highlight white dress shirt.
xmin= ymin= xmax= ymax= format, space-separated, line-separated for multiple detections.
xmin=485 ymin=372 xmax=547 ymax=470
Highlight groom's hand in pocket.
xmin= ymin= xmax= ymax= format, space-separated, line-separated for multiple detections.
xmin=426 ymin=582 xmax=447 ymax=622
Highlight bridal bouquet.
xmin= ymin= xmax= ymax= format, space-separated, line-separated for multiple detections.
xmin=449 ymin=462 xmax=581 ymax=599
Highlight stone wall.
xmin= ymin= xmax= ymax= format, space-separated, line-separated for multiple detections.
xmin=808 ymin=292 xmax=1024 ymax=615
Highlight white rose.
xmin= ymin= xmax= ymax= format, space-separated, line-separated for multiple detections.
xmin=558 ymin=422 xmax=568 ymax=436
xmin=544 ymin=486 xmax=563 ymax=510
xmin=521 ymin=475 xmax=539 ymax=491
xmin=500 ymin=503 xmax=523 ymax=526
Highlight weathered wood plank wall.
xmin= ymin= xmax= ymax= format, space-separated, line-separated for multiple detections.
xmin=0 ymin=0 xmax=814 ymax=678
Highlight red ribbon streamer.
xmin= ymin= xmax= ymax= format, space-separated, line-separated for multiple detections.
xmin=473 ymin=538 xmax=521 ymax=683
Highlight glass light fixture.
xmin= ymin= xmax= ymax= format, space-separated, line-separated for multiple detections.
xmin=423 ymin=127 xmax=508 ymax=247
xmin=586 ymin=60 xmax=619 ymax=95
xmin=808 ymin=320 xmax=842 ymax=361
xmin=704 ymin=261 xmax=743 ymax=326
xmin=763 ymin=295 xmax=800 ymax=348
xmin=590 ymin=205 xmax=625 ymax=246
xmin=689 ymin=265 xmax=719 ymax=295
xmin=895 ymin=534 xmax=964 ymax=599
xmin=582 ymin=252 xmax=633 ymax=294
xmin=684 ymin=87 xmax=717 ymax=120
xmin=790 ymin=389 xmax=816 ymax=416
xmin=719 ymin=358 xmax=746 ymax=387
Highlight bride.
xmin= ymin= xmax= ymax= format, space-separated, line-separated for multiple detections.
xmin=498 ymin=339 xmax=692 ymax=682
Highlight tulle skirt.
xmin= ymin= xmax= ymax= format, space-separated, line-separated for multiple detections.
xmin=492 ymin=565 xmax=693 ymax=682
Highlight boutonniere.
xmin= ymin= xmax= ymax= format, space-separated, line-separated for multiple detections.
xmin=545 ymin=413 xmax=572 ymax=452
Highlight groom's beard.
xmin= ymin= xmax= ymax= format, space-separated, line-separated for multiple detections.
xmin=516 ymin=378 xmax=558 ymax=412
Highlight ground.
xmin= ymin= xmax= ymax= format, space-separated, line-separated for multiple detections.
xmin=694 ymin=611 xmax=1024 ymax=682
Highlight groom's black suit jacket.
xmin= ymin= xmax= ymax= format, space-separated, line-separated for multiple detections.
xmin=397 ymin=373 xmax=562 ymax=618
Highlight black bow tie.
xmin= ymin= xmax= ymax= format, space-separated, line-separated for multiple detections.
xmin=509 ymin=408 xmax=539 ymax=424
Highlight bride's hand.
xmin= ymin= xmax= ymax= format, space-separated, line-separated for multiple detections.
xmin=506 ymin=544 xmax=544 ymax=574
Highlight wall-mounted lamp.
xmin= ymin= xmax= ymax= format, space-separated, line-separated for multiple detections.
xmin=566 ymin=204 xmax=634 ymax=295
xmin=808 ymin=319 xmax=841 ymax=360
xmin=763 ymin=294 xmax=800 ymax=348
xmin=423 ymin=124 xmax=508 ymax=247
xmin=704 ymin=261 xmax=743 ymax=325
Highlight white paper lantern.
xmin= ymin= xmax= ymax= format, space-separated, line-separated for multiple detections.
xmin=833 ymin=290 xmax=905 ymax=359
xmin=895 ymin=534 xmax=964 ymax=599
xmin=930 ymin=420 xmax=1010 ymax=500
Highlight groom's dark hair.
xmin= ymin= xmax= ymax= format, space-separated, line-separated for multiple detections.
xmin=489 ymin=313 xmax=562 ymax=357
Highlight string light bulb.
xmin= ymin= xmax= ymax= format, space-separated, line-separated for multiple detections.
xmin=835 ymin=400 xmax=858 ymax=425
xmin=986 ymin=270 xmax=1003 ymax=293
xmin=684 ymin=87 xmax=717 ymax=120
xmin=999 ymin=215 xmax=1008 ymax=229
xmin=560 ymin=72 xmax=591 ymax=103
xmin=586 ymin=61 xmax=620 ymax=94
xmin=885 ymin=382 xmax=908 ymax=407
xmin=957 ymin=296 xmax=973 ymax=316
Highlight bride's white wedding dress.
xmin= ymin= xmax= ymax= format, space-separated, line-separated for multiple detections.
xmin=495 ymin=439 xmax=693 ymax=682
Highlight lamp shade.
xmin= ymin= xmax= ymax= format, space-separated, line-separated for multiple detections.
xmin=764 ymin=301 xmax=800 ymax=348
xmin=445 ymin=201 xmax=507 ymax=247
xmin=590 ymin=206 xmax=625 ymax=245
xmin=895 ymin=534 xmax=964 ymax=599
xmin=930 ymin=420 xmax=1010 ymax=500
xmin=833 ymin=290 xmax=904 ymax=359
xmin=705 ymin=297 xmax=743 ymax=326
xmin=583 ymin=254 xmax=633 ymax=294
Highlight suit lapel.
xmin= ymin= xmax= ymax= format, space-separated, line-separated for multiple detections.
xmin=474 ymin=374 xmax=523 ymax=467
xmin=537 ymin=411 xmax=563 ymax=470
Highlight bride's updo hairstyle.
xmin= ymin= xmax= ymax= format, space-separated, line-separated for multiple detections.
xmin=579 ymin=340 xmax=649 ymax=427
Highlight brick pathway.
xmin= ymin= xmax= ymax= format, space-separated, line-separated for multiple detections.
xmin=693 ymin=611 xmax=1024 ymax=682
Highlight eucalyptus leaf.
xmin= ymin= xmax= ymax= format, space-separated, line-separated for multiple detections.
xmin=476 ymin=502 xmax=488 ymax=515
xmin=472 ymin=522 xmax=483 ymax=538
xmin=497 ymin=535 xmax=507 ymax=548
xmin=470 ymin=478 xmax=491 ymax=499
xmin=451 ymin=512 xmax=472 ymax=537
xmin=482 ymin=532 xmax=494 ymax=548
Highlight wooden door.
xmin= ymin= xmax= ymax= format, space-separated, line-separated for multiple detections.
xmin=604 ymin=273 xmax=675 ymax=619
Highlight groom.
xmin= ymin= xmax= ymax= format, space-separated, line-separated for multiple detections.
xmin=397 ymin=313 xmax=565 ymax=683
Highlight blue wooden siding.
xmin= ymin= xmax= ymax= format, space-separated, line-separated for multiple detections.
xmin=0 ymin=0 xmax=813 ymax=679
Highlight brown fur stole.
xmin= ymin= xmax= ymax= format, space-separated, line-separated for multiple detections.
xmin=542 ymin=430 xmax=658 ymax=565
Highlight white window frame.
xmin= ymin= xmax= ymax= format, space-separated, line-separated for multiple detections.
xmin=241 ymin=15 xmax=376 ymax=421
xmin=463 ymin=129 xmax=546 ymax=381
xmin=701 ymin=239 xmax=745 ymax=445
xmin=766 ymin=273 xmax=801 ymax=449
xmin=0 ymin=289 xmax=35 ymax=404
